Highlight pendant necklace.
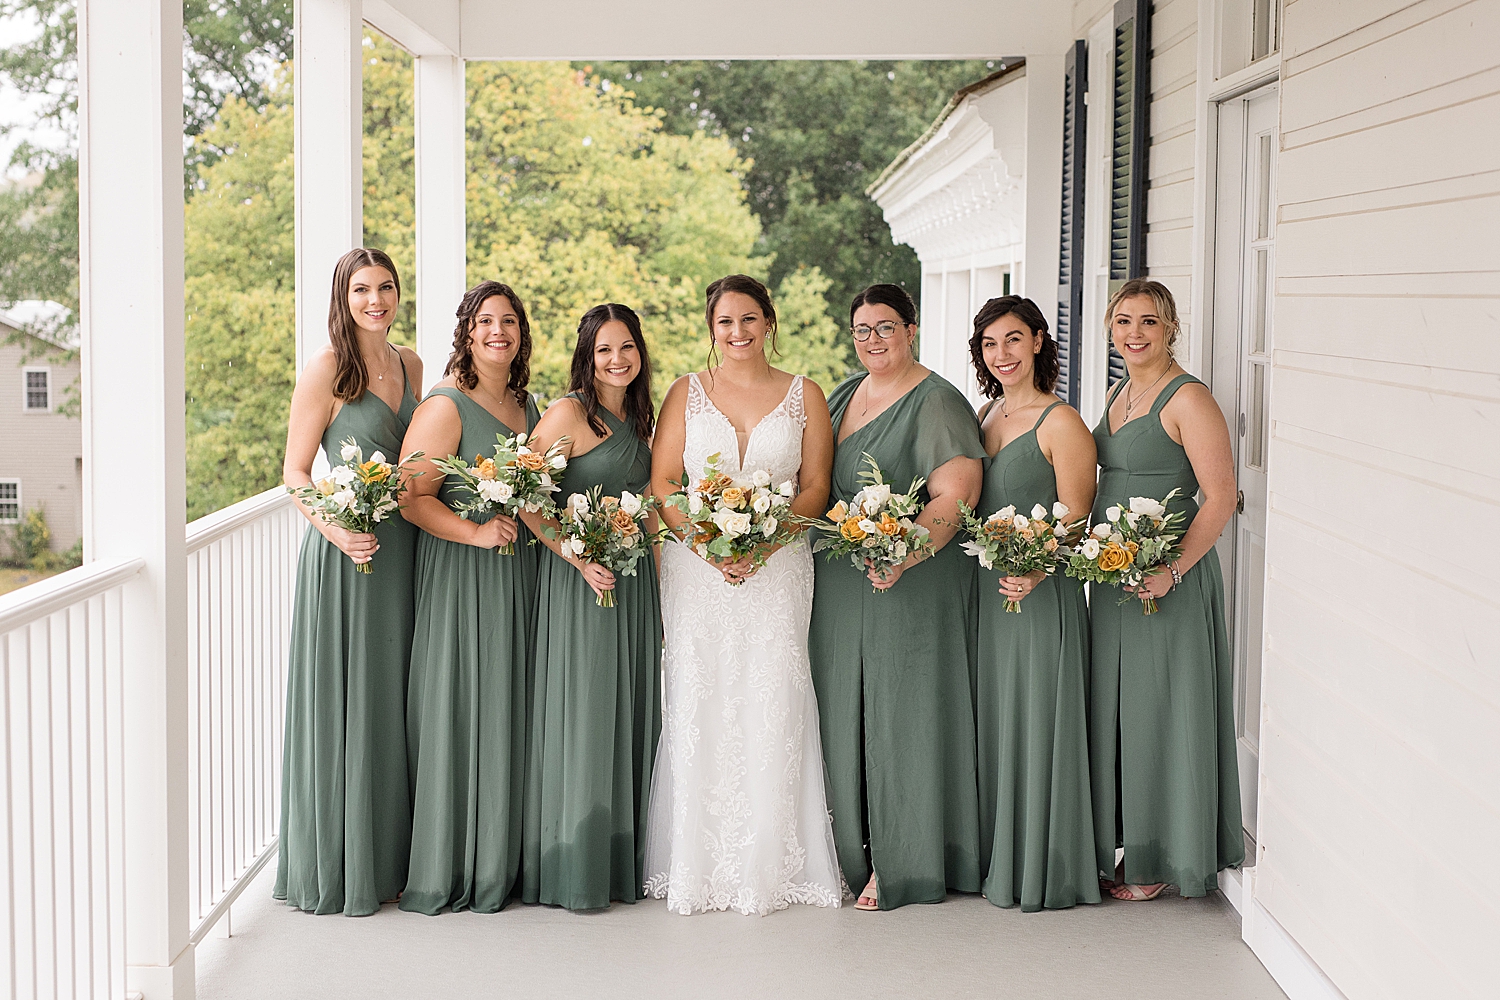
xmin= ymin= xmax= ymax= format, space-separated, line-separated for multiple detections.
xmin=999 ymin=388 xmax=1045 ymax=418
xmin=1123 ymin=364 xmax=1172 ymax=421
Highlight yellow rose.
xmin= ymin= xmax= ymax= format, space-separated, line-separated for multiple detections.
xmin=878 ymin=513 xmax=901 ymax=536
xmin=475 ymin=457 xmax=498 ymax=481
xmin=720 ymin=486 xmax=747 ymax=510
xmin=827 ymin=501 xmax=848 ymax=522
xmin=359 ymin=460 xmax=390 ymax=483
xmin=840 ymin=518 xmax=868 ymax=542
xmin=1125 ymin=540 xmax=1140 ymax=557
xmin=1097 ymin=542 xmax=1132 ymax=573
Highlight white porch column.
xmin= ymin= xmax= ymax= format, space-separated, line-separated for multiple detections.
xmin=1019 ymin=54 xmax=1065 ymax=333
xmin=414 ymin=54 xmax=467 ymax=382
xmin=294 ymin=0 xmax=364 ymax=371
xmin=77 ymin=1 xmax=193 ymax=996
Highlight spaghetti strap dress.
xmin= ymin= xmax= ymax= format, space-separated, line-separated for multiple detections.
xmin=522 ymin=396 xmax=661 ymax=910
xmin=807 ymin=371 xmax=987 ymax=909
xmin=1090 ymin=373 xmax=1244 ymax=895
xmin=275 ymin=356 xmax=419 ymax=916
xmin=400 ymin=387 xmax=542 ymax=914
xmin=975 ymin=401 xmax=1099 ymax=910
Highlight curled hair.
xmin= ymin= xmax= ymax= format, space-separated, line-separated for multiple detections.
xmin=1105 ymin=278 xmax=1181 ymax=355
xmin=445 ymin=280 xmax=533 ymax=404
xmin=848 ymin=282 xmax=918 ymax=328
xmin=969 ymin=296 xmax=1059 ymax=398
xmin=704 ymin=274 xmax=779 ymax=369
xmin=328 ymin=247 xmax=401 ymax=402
xmin=568 ymin=303 xmax=656 ymax=442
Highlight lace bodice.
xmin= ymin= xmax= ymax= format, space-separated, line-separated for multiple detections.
xmin=683 ymin=372 xmax=806 ymax=487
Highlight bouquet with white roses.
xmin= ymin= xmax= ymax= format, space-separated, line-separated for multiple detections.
xmin=1064 ymin=489 xmax=1186 ymax=614
xmin=812 ymin=453 xmax=933 ymax=594
xmin=429 ymin=431 xmax=569 ymax=554
xmin=954 ymin=500 xmax=1071 ymax=613
xmin=288 ymin=436 xmax=425 ymax=574
xmin=665 ymin=453 xmax=808 ymax=583
xmin=551 ymin=487 xmax=670 ymax=607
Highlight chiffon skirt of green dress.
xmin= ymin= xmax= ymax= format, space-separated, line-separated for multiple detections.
xmin=399 ymin=529 xmax=538 ymax=914
xmin=274 ymin=516 xmax=416 ymax=916
xmin=521 ymin=549 xmax=661 ymax=910
xmin=977 ymin=570 xmax=1100 ymax=910
xmin=1089 ymin=547 xmax=1244 ymax=896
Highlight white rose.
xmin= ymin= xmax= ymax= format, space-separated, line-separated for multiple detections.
xmin=331 ymin=489 xmax=356 ymax=510
xmin=1012 ymin=514 xmax=1029 ymax=530
xmin=762 ymin=516 xmax=778 ymax=537
xmin=567 ymin=537 xmax=587 ymax=557
xmin=753 ymin=493 xmax=772 ymax=515
xmin=549 ymin=453 xmax=567 ymax=470
xmin=893 ymin=540 xmax=908 ymax=560
xmin=778 ymin=480 xmax=795 ymax=498
xmin=620 ymin=491 xmax=642 ymax=516
xmin=339 ymin=442 xmax=359 ymax=462
xmin=478 ymin=480 xmax=507 ymax=503
xmin=1129 ymin=496 xmax=1166 ymax=518
xmin=1125 ymin=511 xmax=1141 ymax=528
xmin=623 ymin=532 xmax=639 ymax=547
xmin=712 ymin=507 xmax=751 ymax=538
xmin=752 ymin=469 xmax=771 ymax=487
xmin=1091 ymin=522 xmax=1112 ymax=538
xmin=1054 ymin=523 xmax=1068 ymax=538
xmin=1052 ymin=501 xmax=1070 ymax=520
xmin=514 ymin=432 xmax=528 ymax=445
xmin=688 ymin=494 xmax=703 ymax=516
xmin=862 ymin=484 xmax=892 ymax=513
xmin=996 ymin=505 xmax=1016 ymax=521
xmin=369 ymin=450 xmax=385 ymax=464
xmin=332 ymin=465 xmax=357 ymax=486
xmin=1105 ymin=505 xmax=1122 ymax=523
xmin=1031 ymin=504 xmax=1049 ymax=520
xmin=862 ymin=535 xmax=880 ymax=548
xmin=1080 ymin=538 xmax=1102 ymax=559
xmin=516 ymin=445 xmax=532 ymax=456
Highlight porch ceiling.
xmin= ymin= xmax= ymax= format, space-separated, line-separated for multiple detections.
xmin=364 ymin=0 xmax=1072 ymax=60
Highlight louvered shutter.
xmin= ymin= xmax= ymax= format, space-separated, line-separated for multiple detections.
xmin=1108 ymin=0 xmax=1151 ymax=387
xmin=1056 ymin=40 xmax=1087 ymax=406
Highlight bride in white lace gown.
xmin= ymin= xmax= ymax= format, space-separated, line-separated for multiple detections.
xmin=644 ymin=276 xmax=844 ymax=915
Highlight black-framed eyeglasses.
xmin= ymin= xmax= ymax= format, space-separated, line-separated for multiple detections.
xmin=850 ymin=321 xmax=906 ymax=342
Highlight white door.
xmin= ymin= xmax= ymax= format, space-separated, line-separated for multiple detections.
xmin=1209 ymin=88 xmax=1276 ymax=849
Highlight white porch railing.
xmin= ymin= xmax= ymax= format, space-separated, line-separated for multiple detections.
xmin=2 ymin=485 xmax=304 ymax=998
xmin=184 ymin=488 xmax=302 ymax=942
xmin=0 ymin=556 xmax=142 ymax=1000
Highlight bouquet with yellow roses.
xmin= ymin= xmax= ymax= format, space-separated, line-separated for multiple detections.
xmin=954 ymin=500 xmax=1071 ymax=612
xmin=812 ymin=453 xmax=933 ymax=594
xmin=665 ymin=453 xmax=808 ymax=582
xmin=552 ymin=487 xmax=671 ymax=607
xmin=1064 ymin=489 xmax=1186 ymax=614
xmin=288 ymin=436 xmax=425 ymax=574
xmin=429 ymin=431 xmax=568 ymax=554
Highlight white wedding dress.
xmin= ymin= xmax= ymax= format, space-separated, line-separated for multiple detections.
xmin=643 ymin=372 xmax=844 ymax=915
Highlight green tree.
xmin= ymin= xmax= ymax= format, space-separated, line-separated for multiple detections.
xmin=588 ymin=59 xmax=999 ymax=335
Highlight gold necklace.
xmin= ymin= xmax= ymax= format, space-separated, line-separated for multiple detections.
xmin=1123 ymin=363 xmax=1173 ymax=420
xmin=999 ymin=388 xmax=1046 ymax=418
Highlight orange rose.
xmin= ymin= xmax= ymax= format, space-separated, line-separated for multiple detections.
xmin=840 ymin=518 xmax=868 ymax=542
xmin=827 ymin=501 xmax=848 ymax=522
xmin=475 ymin=457 xmax=498 ymax=481
xmin=1044 ymin=536 xmax=1059 ymax=553
xmin=721 ymin=486 xmax=748 ymax=509
xmin=609 ymin=509 xmax=639 ymax=535
xmin=878 ymin=514 xmax=900 ymax=536
xmin=1097 ymin=542 xmax=1132 ymax=573
xmin=600 ymin=495 xmax=620 ymax=510
xmin=698 ymin=472 xmax=732 ymax=496
xmin=514 ymin=451 xmax=548 ymax=472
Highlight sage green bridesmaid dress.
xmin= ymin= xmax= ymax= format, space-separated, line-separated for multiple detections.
xmin=275 ymin=359 xmax=418 ymax=916
xmin=976 ymin=401 xmax=1099 ymax=911
xmin=522 ymin=397 xmax=661 ymax=910
xmin=1090 ymin=373 xmax=1243 ymax=896
xmin=808 ymin=371 xmax=987 ymax=909
xmin=400 ymin=387 xmax=541 ymax=914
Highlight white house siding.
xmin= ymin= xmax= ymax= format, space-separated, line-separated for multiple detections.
xmin=1257 ymin=1 xmax=1500 ymax=998
xmin=0 ymin=333 xmax=84 ymax=550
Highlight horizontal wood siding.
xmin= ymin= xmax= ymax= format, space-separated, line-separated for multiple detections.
xmin=0 ymin=338 xmax=84 ymax=550
xmin=1262 ymin=1 xmax=1500 ymax=997
xmin=1144 ymin=0 xmax=1198 ymax=363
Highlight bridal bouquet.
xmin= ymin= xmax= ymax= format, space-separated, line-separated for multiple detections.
xmin=813 ymin=453 xmax=933 ymax=594
xmin=1065 ymin=490 xmax=1186 ymax=614
xmin=429 ymin=431 xmax=569 ymax=554
xmin=289 ymin=436 xmax=424 ymax=574
xmin=954 ymin=500 xmax=1071 ymax=613
xmin=554 ymin=487 xmax=669 ymax=607
xmin=665 ymin=453 xmax=807 ymax=582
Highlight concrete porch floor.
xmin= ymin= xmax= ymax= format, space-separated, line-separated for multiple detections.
xmin=196 ymin=863 xmax=1286 ymax=999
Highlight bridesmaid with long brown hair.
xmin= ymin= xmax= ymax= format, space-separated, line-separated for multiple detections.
xmin=277 ymin=247 xmax=424 ymax=915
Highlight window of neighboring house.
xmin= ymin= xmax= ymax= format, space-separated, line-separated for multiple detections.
xmin=23 ymin=367 xmax=51 ymax=412
xmin=0 ymin=480 xmax=19 ymax=523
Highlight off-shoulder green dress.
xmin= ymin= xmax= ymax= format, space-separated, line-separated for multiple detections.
xmin=275 ymin=361 xmax=418 ymax=916
xmin=976 ymin=400 xmax=1098 ymax=910
xmin=1090 ymin=374 xmax=1243 ymax=896
xmin=522 ymin=397 xmax=661 ymax=910
xmin=400 ymin=387 xmax=541 ymax=914
xmin=808 ymin=372 xmax=987 ymax=909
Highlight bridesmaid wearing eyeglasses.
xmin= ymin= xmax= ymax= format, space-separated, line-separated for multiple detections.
xmin=808 ymin=283 xmax=986 ymax=912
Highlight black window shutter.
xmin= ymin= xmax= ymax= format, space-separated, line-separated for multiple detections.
xmin=1108 ymin=0 xmax=1151 ymax=387
xmin=1056 ymin=39 xmax=1087 ymax=406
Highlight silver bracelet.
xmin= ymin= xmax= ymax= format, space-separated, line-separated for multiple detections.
xmin=1169 ymin=561 xmax=1183 ymax=586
